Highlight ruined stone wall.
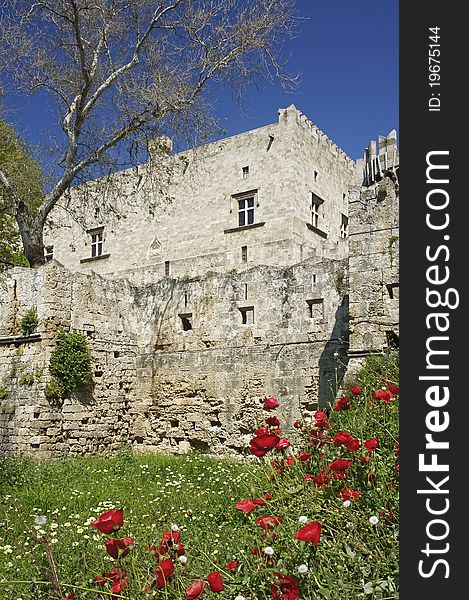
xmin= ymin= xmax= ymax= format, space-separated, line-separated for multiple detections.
xmin=347 ymin=175 xmax=399 ymax=373
xmin=0 ymin=257 xmax=348 ymax=457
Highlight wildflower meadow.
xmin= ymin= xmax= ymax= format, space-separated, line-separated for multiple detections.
xmin=0 ymin=351 xmax=399 ymax=599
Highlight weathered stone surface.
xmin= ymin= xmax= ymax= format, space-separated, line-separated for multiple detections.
xmin=0 ymin=108 xmax=399 ymax=457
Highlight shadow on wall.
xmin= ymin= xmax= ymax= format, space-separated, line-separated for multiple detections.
xmin=318 ymin=294 xmax=349 ymax=409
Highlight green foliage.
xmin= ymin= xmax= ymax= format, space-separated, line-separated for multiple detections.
xmin=0 ymin=384 xmax=7 ymax=400
xmin=0 ymin=355 xmax=399 ymax=599
xmin=20 ymin=306 xmax=39 ymax=336
xmin=44 ymin=378 xmax=66 ymax=404
xmin=49 ymin=330 xmax=93 ymax=398
xmin=18 ymin=364 xmax=43 ymax=386
xmin=0 ymin=119 xmax=44 ymax=267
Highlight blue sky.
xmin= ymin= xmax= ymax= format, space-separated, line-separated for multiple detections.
xmin=4 ymin=0 xmax=398 ymax=163
xmin=213 ymin=0 xmax=399 ymax=160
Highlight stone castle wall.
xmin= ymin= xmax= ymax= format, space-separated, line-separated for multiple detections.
xmin=0 ymin=107 xmax=399 ymax=458
xmin=44 ymin=105 xmax=356 ymax=282
xmin=0 ymin=256 xmax=348 ymax=457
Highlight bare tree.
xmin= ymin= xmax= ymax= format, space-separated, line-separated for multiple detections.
xmin=0 ymin=0 xmax=299 ymax=267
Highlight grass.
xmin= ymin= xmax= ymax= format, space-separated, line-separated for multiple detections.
xmin=0 ymin=351 xmax=399 ymax=600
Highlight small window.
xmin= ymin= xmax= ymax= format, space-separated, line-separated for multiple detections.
xmin=238 ymin=196 xmax=255 ymax=227
xmin=241 ymin=246 xmax=248 ymax=262
xmin=184 ymin=291 xmax=189 ymax=308
xmin=242 ymin=166 xmax=249 ymax=178
xmin=313 ymin=170 xmax=318 ymax=181
xmin=239 ymin=306 xmax=254 ymax=325
xmin=165 ymin=260 xmax=170 ymax=276
xmin=386 ymin=283 xmax=399 ymax=300
xmin=312 ymin=274 xmax=317 ymax=285
xmin=244 ymin=283 xmax=248 ymax=300
xmin=306 ymin=298 xmax=324 ymax=320
xmin=311 ymin=193 xmax=323 ymax=229
xmin=179 ymin=313 xmax=192 ymax=331
xmin=88 ymin=228 xmax=104 ymax=257
xmin=340 ymin=214 xmax=349 ymax=239
xmin=44 ymin=245 xmax=54 ymax=262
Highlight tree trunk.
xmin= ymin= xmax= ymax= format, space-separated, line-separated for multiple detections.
xmin=20 ymin=222 xmax=46 ymax=267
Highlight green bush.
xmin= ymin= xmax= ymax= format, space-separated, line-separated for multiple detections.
xmin=49 ymin=330 xmax=93 ymax=397
xmin=20 ymin=306 xmax=39 ymax=336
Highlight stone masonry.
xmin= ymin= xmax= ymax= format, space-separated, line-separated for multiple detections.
xmin=0 ymin=106 xmax=399 ymax=457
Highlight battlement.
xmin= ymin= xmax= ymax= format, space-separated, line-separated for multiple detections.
xmin=278 ymin=104 xmax=356 ymax=170
xmin=362 ymin=130 xmax=399 ymax=186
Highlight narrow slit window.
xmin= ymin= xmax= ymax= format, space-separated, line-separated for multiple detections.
xmin=44 ymin=245 xmax=54 ymax=262
xmin=340 ymin=214 xmax=349 ymax=238
xmin=242 ymin=166 xmax=249 ymax=178
xmin=244 ymin=283 xmax=248 ymax=300
xmin=313 ymin=170 xmax=318 ymax=181
xmin=165 ymin=261 xmax=170 ymax=276
xmin=312 ymin=274 xmax=317 ymax=285
xmin=184 ymin=292 xmax=188 ymax=307
xmin=241 ymin=246 xmax=248 ymax=262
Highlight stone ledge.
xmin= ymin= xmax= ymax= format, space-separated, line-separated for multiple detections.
xmin=80 ymin=253 xmax=111 ymax=264
xmin=224 ymin=222 xmax=265 ymax=234
xmin=0 ymin=333 xmax=41 ymax=346
xmin=306 ymin=223 xmax=328 ymax=238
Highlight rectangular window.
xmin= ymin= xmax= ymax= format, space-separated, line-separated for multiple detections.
xmin=340 ymin=214 xmax=349 ymax=238
xmin=306 ymin=298 xmax=324 ymax=320
xmin=239 ymin=306 xmax=254 ymax=325
xmin=238 ymin=196 xmax=255 ymax=227
xmin=242 ymin=166 xmax=249 ymax=178
xmin=44 ymin=245 xmax=54 ymax=262
xmin=179 ymin=313 xmax=192 ymax=331
xmin=311 ymin=194 xmax=323 ymax=229
xmin=88 ymin=228 xmax=104 ymax=257
xmin=165 ymin=261 xmax=170 ymax=276
xmin=241 ymin=246 xmax=248 ymax=262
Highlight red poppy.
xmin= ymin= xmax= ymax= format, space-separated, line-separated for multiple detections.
xmin=265 ymin=416 xmax=281 ymax=426
xmin=364 ymin=438 xmax=379 ymax=452
xmin=293 ymin=420 xmax=302 ymax=429
xmin=373 ymin=389 xmax=393 ymax=403
xmin=235 ymin=499 xmax=258 ymax=514
xmin=224 ymin=560 xmax=237 ymax=571
xmin=298 ymin=451 xmax=312 ymax=462
xmin=256 ymin=515 xmax=282 ymax=530
xmin=271 ymin=573 xmax=299 ymax=600
xmin=90 ymin=509 xmax=124 ymax=534
xmin=155 ymin=558 xmax=175 ymax=589
xmin=312 ymin=473 xmax=331 ymax=485
xmin=313 ymin=411 xmax=330 ymax=428
xmin=105 ymin=537 xmax=134 ymax=560
xmin=294 ymin=521 xmax=322 ymax=545
xmin=359 ymin=455 xmax=373 ymax=463
xmin=350 ymin=386 xmax=362 ymax=395
xmin=264 ymin=492 xmax=272 ymax=500
xmin=387 ymin=384 xmax=400 ymax=395
xmin=94 ymin=567 xmax=128 ymax=594
xmin=252 ymin=498 xmax=266 ymax=506
xmin=263 ymin=396 xmax=280 ymax=410
xmin=329 ymin=459 xmax=352 ymax=471
xmin=250 ymin=433 xmax=281 ymax=457
xmin=207 ymin=571 xmax=224 ymax=592
xmin=254 ymin=426 xmax=271 ymax=436
xmin=334 ymin=396 xmax=350 ymax=411
xmin=275 ymin=437 xmax=290 ymax=450
xmin=186 ymin=581 xmax=206 ymax=599
xmin=309 ymin=429 xmax=324 ymax=446
xmin=333 ymin=431 xmax=354 ymax=446
xmin=285 ymin=455 xmax=295 ymax=468
xmin=338 ymin=487 xmax=360 ymax=501
xmin=62 ymin=595 xmax=74 ymax=600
